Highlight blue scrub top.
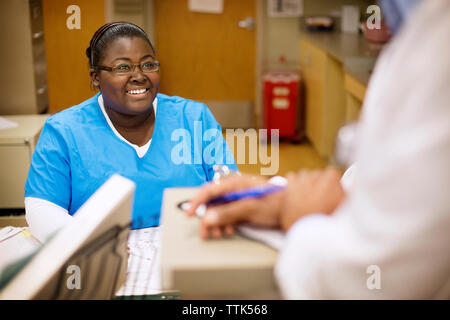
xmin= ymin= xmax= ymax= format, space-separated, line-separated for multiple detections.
xmin=25 ymin=92 xmax=237 ymax=229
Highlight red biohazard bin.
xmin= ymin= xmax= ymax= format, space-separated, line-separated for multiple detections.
xmin=263 ymin=71 xmax=302 ymax=140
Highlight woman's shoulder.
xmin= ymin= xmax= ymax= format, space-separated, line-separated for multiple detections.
xmin=156 ymin=93 xmax=212 ymax=120
xmin=45 ymin=94 xmax=101 ymax=129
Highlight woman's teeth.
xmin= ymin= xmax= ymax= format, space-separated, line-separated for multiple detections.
xmin=127 ymin=88 xmax=147 ymax=95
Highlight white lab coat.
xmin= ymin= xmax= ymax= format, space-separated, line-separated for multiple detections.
xmin=275 ymin=0 xmax=450 ymax=299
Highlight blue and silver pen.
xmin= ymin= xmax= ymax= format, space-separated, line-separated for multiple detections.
xmin=178 ymin=183 xmax=285 ymax=218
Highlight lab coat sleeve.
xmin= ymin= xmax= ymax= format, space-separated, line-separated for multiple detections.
xmin=275 ymin=0 xmax=450 ymax=299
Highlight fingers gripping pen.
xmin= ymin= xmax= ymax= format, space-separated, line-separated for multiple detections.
xmin=178 ymin=183 xmax=285 ymax=218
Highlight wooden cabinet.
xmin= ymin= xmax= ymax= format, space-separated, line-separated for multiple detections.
xmin=344 ymin=73 xmax=366 ymax=122
xmin=300 ymin=39 xmax=346 ymax=159
xmin=0 ymin=0 xmax=49 ymax=115
xmin=300 ymin=39 xmax=325 ymax=155
xmin=0 ymin=115 xmax=48 ymax=208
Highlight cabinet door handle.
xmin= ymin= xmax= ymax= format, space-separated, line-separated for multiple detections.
xmin=32 ymin=31 xmax=43 ymax=39
xmin=238 ymin=17 xmax=256 ymax=30
xmin=37 ymin=86 xmax=46 ymax=95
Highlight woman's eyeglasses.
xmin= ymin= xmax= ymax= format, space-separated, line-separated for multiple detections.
xmin=95 ymin=61 xmax=160 ymax=75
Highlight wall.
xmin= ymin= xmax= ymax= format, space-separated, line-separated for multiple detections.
xmin=262 ymin=0 xmax=375 ymax=72
xmin=42 ymin=0 xmax=105 ymax=113
xmin=262 ymin=0 xmax=301 ymax=71
xmin=105 ymin=0 xmax=156 ymax=45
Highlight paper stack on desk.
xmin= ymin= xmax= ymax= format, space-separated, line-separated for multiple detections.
xmin=115 ymin=227 xmax=163 ymax=297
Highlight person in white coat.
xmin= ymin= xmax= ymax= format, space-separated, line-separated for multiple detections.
xmin=186 ymin=0 xmax=450 ymax=299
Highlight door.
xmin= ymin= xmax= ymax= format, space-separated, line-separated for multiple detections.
xmin=42 ymin=0 xmax=105 ymax=113
xmin=154 ymin=0 xmax=256 ymax=128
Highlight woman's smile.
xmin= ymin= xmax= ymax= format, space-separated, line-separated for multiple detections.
xmin=125 ymin=87 xmax=150 ymax=97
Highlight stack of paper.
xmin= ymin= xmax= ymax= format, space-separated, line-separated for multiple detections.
xmin=0 ymin=227 xmax=41 ymax=273
xmin=0 ymin=117 xmax=18 ymax=130
xmin=115 ymin=227 xmax=163 ymax=297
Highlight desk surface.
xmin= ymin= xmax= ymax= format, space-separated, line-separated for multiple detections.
xmin=160 ymin=188 xmax=280 ymax=299
xmin=0 ymin=114 xmax=49 ymax=144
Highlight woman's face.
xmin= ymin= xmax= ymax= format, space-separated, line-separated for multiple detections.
xmin=92 ymin=36 xmax=160 ymax=115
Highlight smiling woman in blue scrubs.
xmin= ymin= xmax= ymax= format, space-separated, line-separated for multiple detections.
xmin=24 ymin=22 xmax=237 ymax=240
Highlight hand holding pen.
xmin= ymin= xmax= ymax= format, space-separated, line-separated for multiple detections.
xmin=183 ymin=169 xmax=346 ymax=240
xmin=184 ymin=174 xmax=285 ymax=239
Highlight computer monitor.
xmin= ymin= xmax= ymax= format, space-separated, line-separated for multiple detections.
xmin=0 ymin=174 xmax=135 ymax=300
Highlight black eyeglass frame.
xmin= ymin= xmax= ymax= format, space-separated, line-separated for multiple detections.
xmin=94 ymin=61 xmax=160 ymax=74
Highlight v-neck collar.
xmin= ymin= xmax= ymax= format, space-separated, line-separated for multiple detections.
xmin=98 ymin=94 xmax=157 ymax=158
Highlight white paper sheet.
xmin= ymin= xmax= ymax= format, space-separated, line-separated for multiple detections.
xmin=0 ymin=117 xmax=19 ymax=130
xmin=188 ymin=0 xmax=223 ymax=14
xmin=237 ymin=224 xmax=284 ymax=251
xmin=115 ymin=226 xmax=162 ymax=296
xmin=0 ymin=227 xmax=42 ymax=273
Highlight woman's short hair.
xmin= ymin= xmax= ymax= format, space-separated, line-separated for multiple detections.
xmin=86 ymin=22 xmax=155 ymax=68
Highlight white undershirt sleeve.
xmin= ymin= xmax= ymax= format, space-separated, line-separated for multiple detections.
xmin=25 ymin=197 xmax=73 ymax=243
